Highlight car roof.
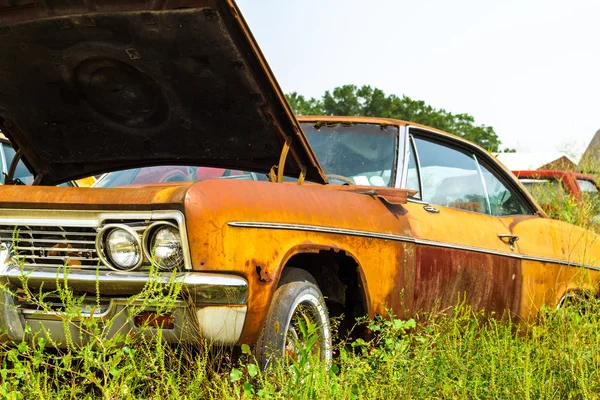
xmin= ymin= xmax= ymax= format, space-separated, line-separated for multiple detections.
xmin=297 ymin=115 xmax=482 ymax=151
xmin=297 ymin=115 xmax=548 ymax=218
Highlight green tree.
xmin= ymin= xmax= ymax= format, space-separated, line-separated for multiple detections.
xmin=286 ymin=85 xmax=501 ymax=151
xmin=286 ymin=92 xmax=323 ymax=116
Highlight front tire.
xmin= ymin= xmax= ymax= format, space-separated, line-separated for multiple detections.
xmin=256 ymin=268 xmax=332 ymax=369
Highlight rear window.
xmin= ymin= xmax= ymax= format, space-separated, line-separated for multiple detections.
xmin=576 ymin=179 xmax=598 ymax=193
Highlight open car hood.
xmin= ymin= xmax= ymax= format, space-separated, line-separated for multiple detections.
xmin=0 ymin=0 xmax=325 ymax=185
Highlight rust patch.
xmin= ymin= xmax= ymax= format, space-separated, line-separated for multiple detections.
xmin=413 ymin=246 xmax=522 ymax=318
xmin=256 ymin=265 xmax=272 ymax=283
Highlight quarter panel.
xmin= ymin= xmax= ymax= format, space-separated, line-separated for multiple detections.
xmin=501 ymin=215 xmax=600 ymax=316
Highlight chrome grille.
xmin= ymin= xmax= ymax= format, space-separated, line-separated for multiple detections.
xmin=0 ymin=210 xmax=191 ymax=272
xmin=0 ymin=225 xmax=101 ymax=270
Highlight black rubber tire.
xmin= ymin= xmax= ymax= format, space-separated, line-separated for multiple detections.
xmin=256 ymin=267 xmax=332 ymax=370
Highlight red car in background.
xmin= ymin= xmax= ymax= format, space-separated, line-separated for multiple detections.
xmin=513 ymin=170 xmax=600 ymax=223
xmin=513 ymin=170 xmax=599 ymax=201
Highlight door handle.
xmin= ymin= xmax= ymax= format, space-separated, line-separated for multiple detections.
xmin=498 ymin=234 xmax=519 ymax=250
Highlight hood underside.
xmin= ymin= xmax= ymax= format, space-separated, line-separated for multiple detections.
xmin=0 ymin=0 xmax=325 ymax=185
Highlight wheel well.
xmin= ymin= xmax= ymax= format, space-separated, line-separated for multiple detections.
xmin=282 ymin=249 xmax=368 ymax=339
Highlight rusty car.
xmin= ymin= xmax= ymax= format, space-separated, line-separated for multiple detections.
xmin=1 ymin=1 xmax=600 ymax=368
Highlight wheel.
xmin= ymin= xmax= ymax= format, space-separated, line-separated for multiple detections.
xmin=558 ymin=291 xmax=592 ymax=314
xmin=256 ymin=268 xmax=332 ymax=369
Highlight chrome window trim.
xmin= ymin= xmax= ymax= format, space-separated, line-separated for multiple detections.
xmin=473 ymin=154 xmax=492 ymax=215
xmin=407 ymin=197 xmax=429 ymax=205
xmin=403 ymin=130 xmax=424 ymax=200
xmin=229 ymin=221 xmax=600 ymax=272
xmin=0 ymin=209 xmax=192 ymax=271
xmin=407 ymin=125 xmax=538 ymax=215
xmin=394 ymin=125 xmax=408 ymax=189
xmin=0 ymin=142 xmax=6 ymax=181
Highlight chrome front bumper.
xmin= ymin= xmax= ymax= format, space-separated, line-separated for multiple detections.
xmin=0 ymin=246 xmax=248 ymax=346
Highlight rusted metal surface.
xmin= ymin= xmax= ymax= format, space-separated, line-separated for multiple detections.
xmin=333 ymin=186 xmax=417 ymax=205
xmin=0 ymin=183 xmax=190 ymax=210
xmin=413 ymin=246 xmax=522 ymax=318
xmin=183 ymin=179 xmax=414 ymax=342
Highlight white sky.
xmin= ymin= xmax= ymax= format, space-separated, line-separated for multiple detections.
xmin=237 ymin=0 xmax=600 ymax=158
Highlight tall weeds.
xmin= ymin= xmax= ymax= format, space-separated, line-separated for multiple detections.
xmin=2 ymin=292 xmax=600 ymax=398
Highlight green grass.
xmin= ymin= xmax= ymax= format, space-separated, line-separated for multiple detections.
xmin=2 ymin=300 xmax=600 ymax=399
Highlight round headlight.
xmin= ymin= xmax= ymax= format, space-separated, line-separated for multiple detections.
xmin=105 ymin=228 xmax=142 ymax=270
xmin=146 ymin=225 xmax=183 ymax=271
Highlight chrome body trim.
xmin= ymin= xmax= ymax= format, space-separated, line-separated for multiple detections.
xmin=407 ymin=198 xmax=429 ymax=205
xmin=394 ymin=125 xmax=408 ymax=189
xmin=473 ymin=154 xmax=492 ymax=214
xmin=406 ymin=132 xmax=424 ymax=201
xmin=96 ymin=223 xmax=145 ymax=271
xmin=141 ymin=221 xmax=182 ymax=271
xmin=19 ymin=298 xmax=189 ymax=320
xmin=229 ymin=221 xmax=412 ymax=242
xmin=228 ymin=221 xmax=600 ymax=272
xmin=3 ymin=267 xmax=248 ymax=305
xmin=0 ymin=141 xmax=7 ymax=179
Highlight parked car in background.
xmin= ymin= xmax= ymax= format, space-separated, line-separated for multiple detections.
xmin=1 ymin=132 xmax=95 ymax=187
xmin=513 ymin=170 xmax=600 ymax=222
xmin=513 ymin=170 xmax=599 ymax=202
xmin=1 ymin=1 xmax=600 ymax=369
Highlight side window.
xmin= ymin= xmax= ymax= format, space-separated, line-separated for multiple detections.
xmin=405 ymin=138 xmax=421 ymax=199
xmin=479 ymin=163 xmax=532 ymax=216
xmin=413 ymin=137 xmax=488 ymax=213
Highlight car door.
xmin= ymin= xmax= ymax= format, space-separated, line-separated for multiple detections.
xmin=400 ymin=128 xmax=526 ymax=317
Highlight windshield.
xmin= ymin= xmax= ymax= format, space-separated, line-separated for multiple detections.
xmin=95 ymin=122 xmax=399 ymax=188
xmin=301 ymin=122 xmax=398 ymax=186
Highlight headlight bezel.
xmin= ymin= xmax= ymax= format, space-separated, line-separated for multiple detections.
xmin=142 ymin=221 xmax=184 ymax=271
xmin=96 ymin=224 xmax=144 ymax=272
